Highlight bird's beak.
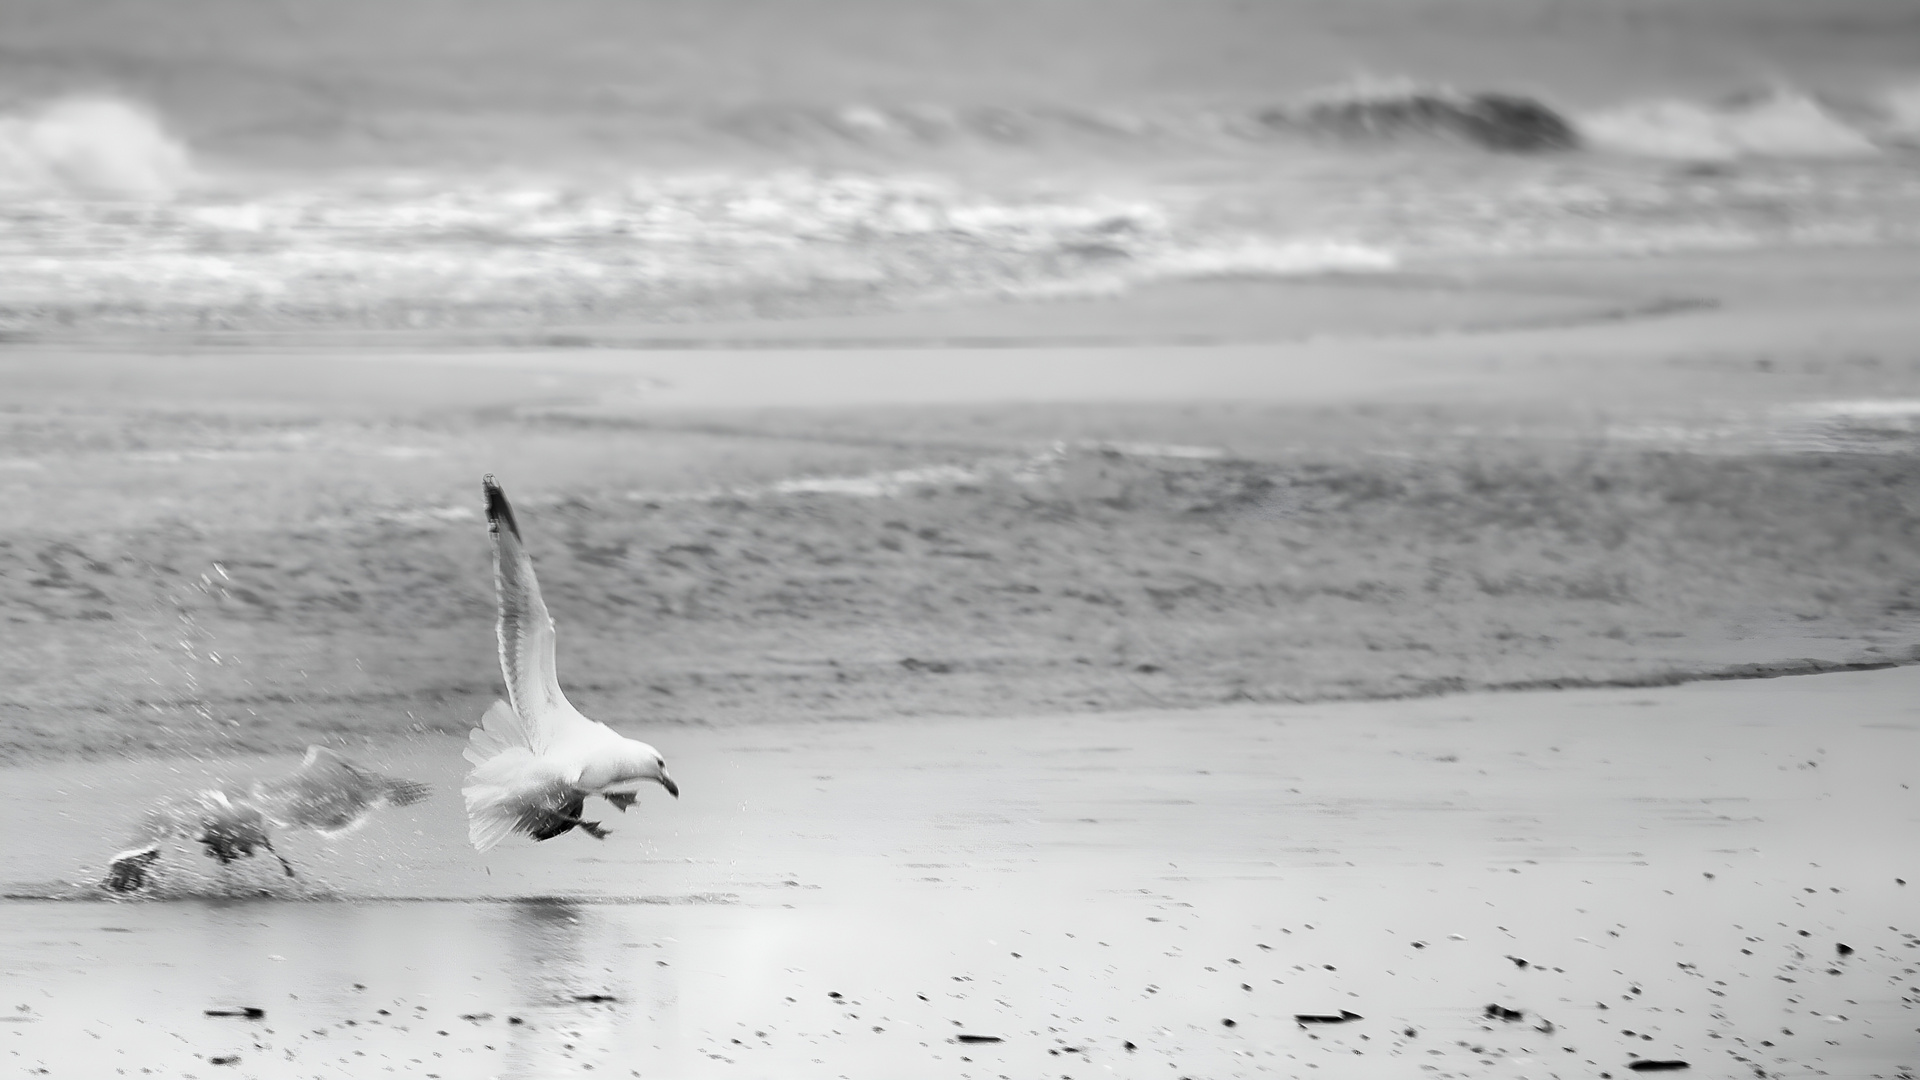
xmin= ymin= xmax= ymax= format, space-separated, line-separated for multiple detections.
xmin=658 ymin=771 xmax=679 ymax=799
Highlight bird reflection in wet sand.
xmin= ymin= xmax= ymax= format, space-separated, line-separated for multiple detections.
xmin=103 ymin=746 xmax=430 ymax=892
xmin=498 ymin=898 xmax=632 ymax=1076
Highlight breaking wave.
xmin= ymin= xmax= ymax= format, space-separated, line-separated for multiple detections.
xmin=0 ymin=97 xmax=194 ymax=199
xmin=0 ymin=76 xmax=1916 ymax=332
xmin=1578 ymin=88 xmax=1885 ymax=161
xmin=718 ymin=82 xmax=1585 ymax=155
xmin=704 ymin=78 xmax=1920 ymax=161
xmin=1265 ymin=79 xmax=1580 ymax=152
xmin=0 ymin=164 xmax=1396 ymax=332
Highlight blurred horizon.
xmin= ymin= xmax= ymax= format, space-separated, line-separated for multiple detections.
xmin=0 ymin=0 xmax=1916 ymax=331
xmin=4 ymin=0 xmax=1918 ymax=170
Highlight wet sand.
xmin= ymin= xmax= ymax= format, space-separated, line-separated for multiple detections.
xmin=5 ymin=244 xmax=1920 ymax=1078
xmin=7 ymin=245 xmax=1920 ymax=761
xmin=4 ymin=666 xmax=1918 ymax=1078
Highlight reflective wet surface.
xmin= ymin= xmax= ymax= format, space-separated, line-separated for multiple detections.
xmin=4 ymin=668 xmax=1919 ymax=1077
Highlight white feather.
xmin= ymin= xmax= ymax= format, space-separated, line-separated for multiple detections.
xmin=462 ymin=477 xmax=675 ymax=850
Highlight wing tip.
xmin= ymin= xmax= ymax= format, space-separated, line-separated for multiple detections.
xmin=482 ymin=475 xmax=520 ymax=540
xmin=386 ymin=779 xmax=432 ymax=807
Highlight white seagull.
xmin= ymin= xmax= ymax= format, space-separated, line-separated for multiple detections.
xmin=462 ymin=475 xmax=678 ymax=852
xmin=103 ymin=747 xmax=431 ymax=892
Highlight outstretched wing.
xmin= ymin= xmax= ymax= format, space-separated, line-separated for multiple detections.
xmin=254 ymin=747 xmax=431 ymax=833
xmin=484 ymin=476 xmax=577 ymax=750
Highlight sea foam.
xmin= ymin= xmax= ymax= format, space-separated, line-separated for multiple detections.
xmin=0 ymin=97 xmax=194 ymax=200
xmin=1577 ymin=89 xmax=1882 ymax=161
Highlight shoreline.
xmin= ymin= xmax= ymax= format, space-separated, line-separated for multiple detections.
xmin=4 ymin=241 xmax=1920 ymax=763
xmin=2 ymin=650 xmax=1914 ymax=770
xmin=4 ymin=240 xmax=1914 ymax=356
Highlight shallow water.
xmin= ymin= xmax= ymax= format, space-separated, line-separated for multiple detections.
xmin=5 ymin=669 xmax=1917 ymax=1077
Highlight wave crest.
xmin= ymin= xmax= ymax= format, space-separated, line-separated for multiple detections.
xmin=0 ymin=97 xmax=194 ymax=199
xmin=712 ymin=78 xmax=1920 ymax=163
xmin=1270 ymin=79 xmax=1580 ymax=153
xmin=1578 ymin=89 xmax=1882 ymax=161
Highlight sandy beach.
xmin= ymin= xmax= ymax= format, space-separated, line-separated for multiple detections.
xmin=6 ymin=1 xmax=1920 ymax=1076
xmin=1 ymin=241 xmax=1919 ymax=1079
xmin=4 ymin=664 xmax=1917 ymax=1078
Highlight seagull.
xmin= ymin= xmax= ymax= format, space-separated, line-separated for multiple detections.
xmin=462 ymin=475 xmax=678 ymax=852
xmin=249 ymin=745 xmax=433 ymax=834
xmin=103 ymin=747 xmax=431 ymax=893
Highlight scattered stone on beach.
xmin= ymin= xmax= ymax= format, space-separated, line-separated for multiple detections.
xmin=954 ymin=1034 xmax=1002 ymax=1044
xmin=572 ymin=994 xmax=617 ymax=1003
xmin=1835 ymin=943 xmax=1853 ymax=956
xmin=1295 ymin=1011 xmax=1362 ymax=1025
xmin=209 ymin=1054 xmax=239 ymax=1065
xmin=1627 ymin=1061 xmax=1691 ymax=1072
xmin=204 ymin=1007 xmax=265 ymax=1019
xmin=1484 ymin=1004 xmax=1525 ymax=1022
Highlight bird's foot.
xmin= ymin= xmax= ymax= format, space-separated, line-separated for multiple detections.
xmin=580 ymin=819 xmax=611 ymax=840
xmin=604 ymin=792 xmax=637 ymax=813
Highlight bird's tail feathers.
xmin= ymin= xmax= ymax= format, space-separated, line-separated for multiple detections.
xmin=464 ymin=699 xmax=536 ymax=765
xmin=463 ymin=743 xmax=542 ymax=852
xmin=463 ymin=778 xmax=526 ymax=854
xmin=466 ymin=804 xmax=517 ymax=852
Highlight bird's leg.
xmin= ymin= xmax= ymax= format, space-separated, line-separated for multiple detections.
xmin=524 ymin=792 xmax=611 ymax=841
xmin=603 ymin=792 xmax=637 ymax=813
xmin=527 ymin=810 xmax=610 ymax=841
xmin=263 ymin=837 xmax=297 ymax=878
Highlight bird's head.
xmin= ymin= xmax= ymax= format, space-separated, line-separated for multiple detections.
xmin=612 ymin=740 xmax=679 ymax=799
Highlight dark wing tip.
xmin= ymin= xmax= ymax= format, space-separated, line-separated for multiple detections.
xmin=386 ymin=779 xmax=432 ymax=807
xmin=482 ymin=475 xmax=520 ymax=540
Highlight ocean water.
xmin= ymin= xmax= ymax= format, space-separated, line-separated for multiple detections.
xmin=1 ymin=0 xmax=1917 ymax=330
